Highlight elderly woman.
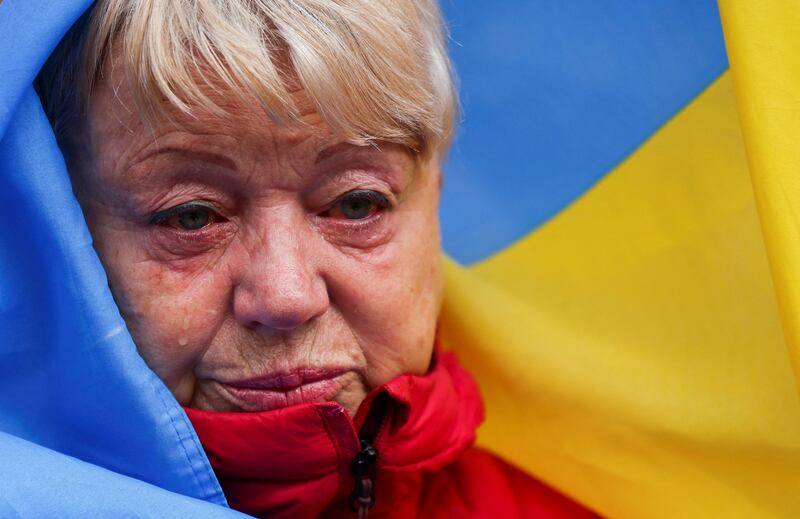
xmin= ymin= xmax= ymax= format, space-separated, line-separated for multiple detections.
xmin=34 ymin=1 xmax=597 ymax=517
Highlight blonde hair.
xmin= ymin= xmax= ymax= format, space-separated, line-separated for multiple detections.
xmin=38 ymin=0 xmax=457 ymax=158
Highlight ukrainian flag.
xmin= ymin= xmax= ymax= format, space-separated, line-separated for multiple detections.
xmin=0 ymin=0 xmax=799 ymax=517
xmin=440 ymin=1 xmax=800 ymax=518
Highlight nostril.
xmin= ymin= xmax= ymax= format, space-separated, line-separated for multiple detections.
xmin=231 ymin=245 xmax=330 ymax=332
xmin=233 ymin=282 xmax=329 ymax=332
xmin=246 ymin=321 xmax=262 ymax=331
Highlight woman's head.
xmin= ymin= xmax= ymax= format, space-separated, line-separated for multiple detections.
xmin=38 ymin=0 xmax=456 ymax=416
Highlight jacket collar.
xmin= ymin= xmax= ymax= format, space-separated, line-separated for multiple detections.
xmin=184 ymin=352 xmax=484 ymax=517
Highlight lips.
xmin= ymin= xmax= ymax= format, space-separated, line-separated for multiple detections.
xmin=218 ymin=368 xmax=349 ymax=411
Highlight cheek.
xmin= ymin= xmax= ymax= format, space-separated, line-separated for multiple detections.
xmin=330 ymin=179 xmax=442 ymax=385
xmin=98 ymin=234 xmax=229 ymax=395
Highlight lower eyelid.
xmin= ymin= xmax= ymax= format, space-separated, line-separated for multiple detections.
xmin=320 ymin=211 xmax=389 ymax=235
xmin=323 ymin=215 xmax=393 ymax=249
xmin=150 ymin=220 xmax=236 ymax=252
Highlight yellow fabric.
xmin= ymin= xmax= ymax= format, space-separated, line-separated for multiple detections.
xmin=718 ymin=1 xmax=800 ymax=388
xmin=441 ymin=73 xmax=800 ymax=518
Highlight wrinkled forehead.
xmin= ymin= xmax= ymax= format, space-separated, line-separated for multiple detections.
xmin=83 ymin=60 xmax=420 ymax=200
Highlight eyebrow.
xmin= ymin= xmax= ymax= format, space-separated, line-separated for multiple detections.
xmin=132 ymin=141 xmax=377 ymax=176
xmin=314 ymin=142 xmax=363 ymax=165
xmin=134 ymin=147 xmax=238 ymax=171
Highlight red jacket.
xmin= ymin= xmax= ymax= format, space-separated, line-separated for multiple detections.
xmin=186 ymin=352 xmax=598 ymax=518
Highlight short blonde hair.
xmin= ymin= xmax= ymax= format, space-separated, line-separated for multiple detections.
xmin=38 ymin=0 xmax=457 ymax=158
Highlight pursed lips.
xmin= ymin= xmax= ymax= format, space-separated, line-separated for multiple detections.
xmin=218 ymin=367 xmax=350 ymax=411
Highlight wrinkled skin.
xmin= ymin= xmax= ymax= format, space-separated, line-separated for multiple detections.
xmin=71 ymin=73 xmax=443 ymax=416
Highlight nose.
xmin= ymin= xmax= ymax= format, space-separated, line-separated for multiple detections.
xmin=232 ymin=212 xmax=329 ymax=331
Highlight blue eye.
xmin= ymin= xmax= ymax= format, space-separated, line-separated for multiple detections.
xmin=150 ymin=202 xmax=218 ymax=230
xmin=327 ymin=190 xmax=389 ymax=220
xmin=177 ymin=207 xmax=210 ymax=230
xmin=340 ymin=196 xmax=374 ymax=219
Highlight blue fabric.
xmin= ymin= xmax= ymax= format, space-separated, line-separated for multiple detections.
xmin=0 ymin=1 xmax=237 ymax=515
xmin=439 ymin=0 xmax=729 ymax=263
xmin=0 ymin=432 xmax=248 ymax=518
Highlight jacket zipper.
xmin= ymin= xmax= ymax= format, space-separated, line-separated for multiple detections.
xmin=347 ymin=393 xmax=393 ymax=518
xmin=348 ymin=439 xmax=378 ymax=519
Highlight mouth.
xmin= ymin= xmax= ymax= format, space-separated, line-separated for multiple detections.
xmin=218 ymin=368 xmax=349 ymax=411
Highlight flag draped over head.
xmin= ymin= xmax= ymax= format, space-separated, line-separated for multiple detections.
xmin=0 ymin=0 xmax=799 ymax=517
xmin=0 ymin=1 xmax=242 ymax=516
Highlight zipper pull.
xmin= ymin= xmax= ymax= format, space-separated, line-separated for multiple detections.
xmin=348 ymin=439 xmax=378 ymax=519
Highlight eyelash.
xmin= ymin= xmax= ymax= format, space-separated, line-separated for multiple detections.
xmin=149 ymin=190 xmax=390 ymax=223
xmin=319 ymin=189 xmax=391 ymax=219
xmin=148 ymin=201 xmax=220 ymax=226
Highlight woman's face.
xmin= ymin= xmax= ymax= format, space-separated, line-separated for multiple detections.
xmin=73 ymin=73 xmax=443 ymax=416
